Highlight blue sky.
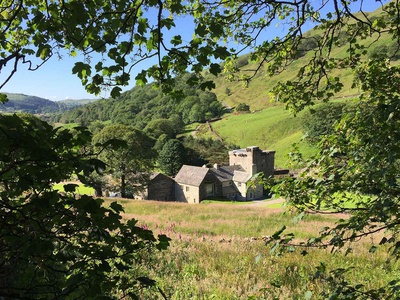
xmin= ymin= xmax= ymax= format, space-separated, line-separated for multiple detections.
xmin=1 ymin=1 xmax=387 ymax=101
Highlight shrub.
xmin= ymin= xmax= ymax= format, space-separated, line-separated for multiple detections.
xmin=236 ymin=102 xmax=250 ymax=112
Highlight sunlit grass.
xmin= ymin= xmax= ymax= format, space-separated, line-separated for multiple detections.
xmin=53 ymin=182 xmax=95 ymax=195
xmin=202 ymin=107 xmax=317 ymax=168
xmin=103 ymin=199 xmax=398 ymax=299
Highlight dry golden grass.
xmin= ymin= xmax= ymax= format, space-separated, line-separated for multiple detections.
xmin=105 ymin=199 xmax=399 ymax=299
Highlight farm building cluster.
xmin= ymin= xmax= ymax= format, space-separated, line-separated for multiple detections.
xmin=142 ymin=146 xmax=278 ymax=203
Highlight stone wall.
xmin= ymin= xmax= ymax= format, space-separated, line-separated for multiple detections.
xmin=148 ymin=174 xmax=175 ymax=201
xmin=175 ymin=183 xmax=200 ymax=204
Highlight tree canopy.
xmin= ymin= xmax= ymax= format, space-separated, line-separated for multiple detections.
xmin=158 ymin=139 xmax=186 ymax=176
xmin=302 ymin=102 xmax=350 ymax=143
xmin=271 ymin=57 xmax=400 ymax=298
xmin=0 ymin=114 xmax=169 ymax=298
xmin=92 ymin=124 xmax=156 ymax=198
xmin=54 ymin=74 xmax=224 ymax=129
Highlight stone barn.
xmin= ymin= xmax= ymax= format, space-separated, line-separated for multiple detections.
xmin=147 ymin=172 xmax=175 ymax=201
xmin=174 ymin=165 xmax=222 ymax=204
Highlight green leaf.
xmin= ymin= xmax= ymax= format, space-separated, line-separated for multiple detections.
xmin=135 ymin=70 xmax=148 ymax=86
xmin=272 ymin=226 xmax=286 ymax=240
xmin=156 ymin=234 xmax=171 ymax=251
xmin=214 ymin=46 xmax=230 ymax=59
xmin=136 ymin=277 xmax=156 ymax=287
xmin=195 ymin=24 xmax=207 ymax=37
xmin=0 ymin=93 xmax=8 ymax=103
xmin=199 ymin=81 xmax=215 ymax=90
xmin=110 ymin=201 xmax=124 ymax=213
xmin=209 ymin=63 xmax=221 ymax=76
xmin=64 ymin=184 xmax=78 ymax=193
xmin=72 ymin=62 xmax=91 ymax=79
xmin=110 ymin=87 xmax=122 ymax=98
xmin=37 ymin=44 xmax=51 ymax=59
xmin=171 ymin=35 xmax=182 ymax=46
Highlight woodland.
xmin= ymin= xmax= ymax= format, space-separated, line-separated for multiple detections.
xmin=1 ymin=0 xmax=400 ymax=299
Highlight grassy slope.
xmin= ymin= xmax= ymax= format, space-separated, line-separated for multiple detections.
xmin=196 ymin=6 xmax=397 ymax=168
xmin=200 ymin=106 xmax=316 ymax=168
xmin=210 ymin=5 xmax=389 ymax=110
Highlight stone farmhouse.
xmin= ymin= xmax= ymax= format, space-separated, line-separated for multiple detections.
xmin=142 ymin=146 xmax=276 ymax=203
xmin=174 ymin=146 xmax=275 ymax=203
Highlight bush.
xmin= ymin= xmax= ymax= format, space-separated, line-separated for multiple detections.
xmin=236 ymin=102 xmax=250 ymax=112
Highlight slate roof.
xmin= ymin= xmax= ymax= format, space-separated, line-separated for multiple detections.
xmin=222 ymin=185 xmax=239 ymax=194
xmin=232 ymin=170 xmax=252 ymax=183
xmin=150 ymin=172 xmax=172 ymax=181
xmin=210 ymin=165 xmax=245 ymax=182
xmin=176 ymin=164 xmax=252 ymax=187
xmin=174 ymin=165 xmax=210 ymax=186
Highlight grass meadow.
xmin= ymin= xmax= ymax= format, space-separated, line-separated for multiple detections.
xmin=53 ymin=182 xmax=95 ymax=195
xmin=207 ymin=107 xmax=316 ymax=168
xmin=103 ymin=199 xmax=399 ymax=299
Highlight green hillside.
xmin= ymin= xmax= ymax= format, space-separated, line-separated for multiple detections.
xmin=57 ymin=98 xmax=99 ymax=107
xmin=201 ymin=107 xmax=316 ymax=168
xmin=55 ymin=74 xmax=225 ymax=130
xmin=1 ymin=93 xmax=61 ymax=113
xmin=209 ymin=4 xmax=398 ymax=111
xmin=0 ymin=93 xmax=99 ymax=114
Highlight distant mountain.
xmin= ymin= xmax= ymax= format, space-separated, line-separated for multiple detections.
xmin=0 ymin=93 xmax=60 ymax=114
xmin=0 ymin=93 xmax=99 ymax=114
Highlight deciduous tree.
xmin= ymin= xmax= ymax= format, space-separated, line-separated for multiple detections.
xmin=93 ymin=124 xmax=156 ymax=198
xmin=158 ymin=139 xmax=186 ymax=176
xmin=271 ymin=58 xmax=400 ymax=297
xmin=0 ymin=114 xmax=169 ymax=298
xmin=302 ymin=102 xmax=349 ymax=143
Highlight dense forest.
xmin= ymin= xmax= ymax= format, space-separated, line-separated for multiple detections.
xmin=53 ymin=74 xmax=225 ymax=130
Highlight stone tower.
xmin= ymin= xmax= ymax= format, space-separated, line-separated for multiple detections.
xmin=229 ymin=146 xmax=275 ymax=177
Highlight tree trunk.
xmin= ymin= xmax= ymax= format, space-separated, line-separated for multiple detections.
xmin=121 ymin=164 xmax=126 ymax=198
xmin=94 ymin=185 xmax=103 ymax=197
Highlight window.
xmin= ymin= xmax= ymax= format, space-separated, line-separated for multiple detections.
xmin=186 ymin=186 xmax=189 ymax=192
xmin=206 ymin=183 xmax=214 ymax=195
xmin=238 ymin=182 xmax=242 ymax=187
